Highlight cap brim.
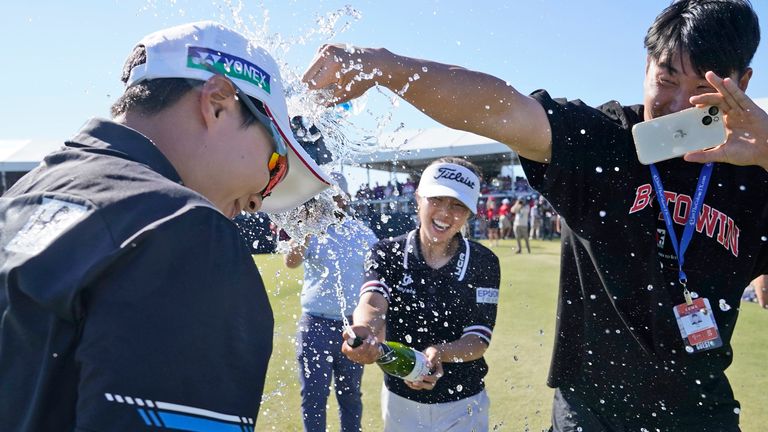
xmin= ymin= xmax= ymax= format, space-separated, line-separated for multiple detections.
xmin=418 ymin=184 xmax=477 ymax=214
xmin=258 ymin=113 xmax=333 ymax=214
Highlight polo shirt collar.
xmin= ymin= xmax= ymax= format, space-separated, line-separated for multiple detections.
xmin=67 ymin=118 xmax=183 ymax=184
xmin=403 ymin=228 xmax=471 ymax=281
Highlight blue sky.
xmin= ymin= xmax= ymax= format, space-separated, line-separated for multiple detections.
xmin=2 ymin=0 xmax=767 ymax=188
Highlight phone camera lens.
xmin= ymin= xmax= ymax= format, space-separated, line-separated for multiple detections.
xmin=702 ymin=116 xmax=713 ymax=126
xmin=708 ymin=106 xmax=719 ymax=116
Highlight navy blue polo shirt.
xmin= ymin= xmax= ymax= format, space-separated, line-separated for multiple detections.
xmin=0 ymin=119 xmax=272 ymax=431
xmin=361 ymin=229 xmax=501 ymax=404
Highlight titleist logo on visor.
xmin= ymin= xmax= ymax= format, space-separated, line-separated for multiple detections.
xmin=434 ymin=167 xmax=476 ymax=189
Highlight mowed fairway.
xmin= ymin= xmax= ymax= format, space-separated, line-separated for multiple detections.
xmin=253 ymin=239 xmax=767 ymax=431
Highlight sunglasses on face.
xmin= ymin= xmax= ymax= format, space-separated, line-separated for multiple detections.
xmin=233 ymin=87 xmax=289 ymax=198
xmin=199 ymin=64 xmax=289 ymax=199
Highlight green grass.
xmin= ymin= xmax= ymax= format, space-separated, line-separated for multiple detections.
xmin=253 ymin=239 xmax=767 ymax=431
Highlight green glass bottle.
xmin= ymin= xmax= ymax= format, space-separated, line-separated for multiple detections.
xmin=347 ymin=336 xmax=431 ymax=381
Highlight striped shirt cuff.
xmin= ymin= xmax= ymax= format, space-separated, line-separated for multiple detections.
xmin=360 ymin=280 xmax=391 ymax=301
xmin=462 ymin=325 xmax=492 ymax=345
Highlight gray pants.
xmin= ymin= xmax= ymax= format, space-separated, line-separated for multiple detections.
xmin=382 ymin=386 xmax=489 ymax=432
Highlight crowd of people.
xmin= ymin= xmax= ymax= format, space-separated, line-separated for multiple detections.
xmin=2 ymin=1 xmax=768 ymax=432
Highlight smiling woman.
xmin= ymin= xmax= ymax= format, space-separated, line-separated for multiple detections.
xmin=341 ymin=156 xmax=502 ymax=432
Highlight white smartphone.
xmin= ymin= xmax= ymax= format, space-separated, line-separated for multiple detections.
xmin=632 ymin=106 xmax=726 ymax=165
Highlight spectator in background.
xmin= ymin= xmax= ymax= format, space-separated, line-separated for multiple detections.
xmin=401 ymin=177 xmax=417 ymax=196
xmin=498 ymin=198 xmax=513 ymax=240
xmin=485 ymin=198 xmax=500 ymax=247
xmin=530 ymin=198 xmax=542 ymax=240
xmin=512 ymin=199 xmax=531 ymax=254
xmin=283 ymin=173 xmax=378 ymax=432
xmin=384 ymin=181 xmax=395 ymax=198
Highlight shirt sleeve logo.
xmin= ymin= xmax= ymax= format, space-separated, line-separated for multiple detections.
xmin=476 ymin=287 xmax=499 ymax=304
xmin=5 ymin=197 xmax=89 ymax=255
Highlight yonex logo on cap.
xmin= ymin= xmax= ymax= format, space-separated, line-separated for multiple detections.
xmin=433 ymin=167 xmax=476 ymax=189
xmin=187 ymin=46 xmax=271 ymax=94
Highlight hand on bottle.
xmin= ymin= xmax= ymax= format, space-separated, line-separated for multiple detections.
xmin=404 ymin=346 xmax=444 ymax=391
xmin=341 ymin=325 xmax=380 ymax=364
xmin=302 ymin=44 xmax=388 ymax=106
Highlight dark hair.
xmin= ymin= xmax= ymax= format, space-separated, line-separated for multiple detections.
xmin=644 ymin=0 xmax=760 ymax=78
xmin=110 ymin=45 xmax=257 ymax=128
xmin=431 ymin=156 xmax=484 ymax=183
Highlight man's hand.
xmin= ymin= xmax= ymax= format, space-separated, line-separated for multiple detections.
xmin=302 ymin=44 xmax=389 ymax=106
xmin=751 ymin=275 xmax=768 ymax=309
xmin=403 ymin=346 xmax=444 ymax=391
xmin=684 ymin=71 xmax=768 ymax=171
xmin=341 ymin=324 xmax=381 ymax=364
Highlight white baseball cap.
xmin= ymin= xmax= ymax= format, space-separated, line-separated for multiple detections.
xmin=125 ymin=21 xmax=333 ymax=213
xmin=417 ymin=162 xmax=481 ymax=214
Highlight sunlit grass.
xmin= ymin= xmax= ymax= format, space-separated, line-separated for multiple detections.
xmin=254 ymin=239 xmax=766 ymax=431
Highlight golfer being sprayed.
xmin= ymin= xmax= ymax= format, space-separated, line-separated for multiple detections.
xmin=343 ymin=157 xmax=501 ymax=432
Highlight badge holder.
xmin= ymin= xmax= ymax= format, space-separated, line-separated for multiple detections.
xmin=650 ymin=163 xmax=722 ymax=354
xmin=672 ymin=283 xmax=723 ymax=353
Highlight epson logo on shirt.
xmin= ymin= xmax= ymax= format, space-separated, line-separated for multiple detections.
xmin=476 ymin=287 xmax=499 ymax=304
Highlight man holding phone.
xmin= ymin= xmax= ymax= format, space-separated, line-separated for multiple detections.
xmin=303 ymin=1 xmax=767 ymax=430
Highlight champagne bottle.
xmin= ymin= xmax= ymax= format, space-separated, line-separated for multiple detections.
xmin=347 ymin=335 xmax=431 ymax=381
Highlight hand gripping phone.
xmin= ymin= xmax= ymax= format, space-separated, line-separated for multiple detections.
xmin=632 ymin=106 xmax=726 ymax=165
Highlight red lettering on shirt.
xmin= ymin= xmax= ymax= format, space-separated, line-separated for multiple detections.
xmin=673 ymin=194 xmax=692 ymax=226
xmin=658 ymin=191 xmax=677 ymax=221
xmin=696 ymin=205 xmax=721 ymax=238
xmin=629 ymin=184 xmax=653 ymax=214
xmin=728 ymin=220 xmax=740 ymax=257
xmin=629 ymin=183 xmax=739 ymax=257
xmin=716 ymin=212 xmax=728 ymax=246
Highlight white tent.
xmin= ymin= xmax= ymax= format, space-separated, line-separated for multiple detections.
xmin=0 ymin=139 xmax=63 ymax=172
xmin=349 ymin=127 xmax=518 ymax=176
xmin=2 ymin=97 xmax=767 ymax=189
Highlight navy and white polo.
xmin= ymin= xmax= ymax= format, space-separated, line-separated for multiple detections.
xmin=361 ymin=229 xmax=501 ymax=404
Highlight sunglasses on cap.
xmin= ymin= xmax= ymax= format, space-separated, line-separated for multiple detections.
xmin=199 ymin=64 xmax=289 ymax=199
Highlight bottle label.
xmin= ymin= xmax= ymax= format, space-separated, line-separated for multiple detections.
xmin=377 ymin=344 xmax=398 ymax=365
xmin=402 ymin=349 xmax=430 ymax=381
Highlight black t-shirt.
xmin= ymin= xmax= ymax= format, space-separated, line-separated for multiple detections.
xmin=520 ymin=90 xmax=768 ymax=429
xmin=361 ymin=229 xmax=501 ymax=404
xmin=0 ymin=119 xmax=272 ymax=431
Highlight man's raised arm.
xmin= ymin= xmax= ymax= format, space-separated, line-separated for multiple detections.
xmin=303 ymin=44 xmax=553 ymax=163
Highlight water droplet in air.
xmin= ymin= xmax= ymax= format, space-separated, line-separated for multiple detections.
xmin=647 ymin=284 xmax=654 ymax=291
xmin=590 ymin=294 xmax=597 ymax=300
xmin=718 ymin=299 xmax=731 ymax=311
xmin=599 ymin=210 xmax=607 ymax=217
xmin=580 ymin=129 xmax=586 ymax=135
xmin=595 ymin=166 xmax=603 ymax=173
xmin=739 ymin=185 xmax=746 ymax=191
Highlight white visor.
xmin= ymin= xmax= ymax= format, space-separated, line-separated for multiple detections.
xmin=417 ymin=163 xmax=480 ymax=214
